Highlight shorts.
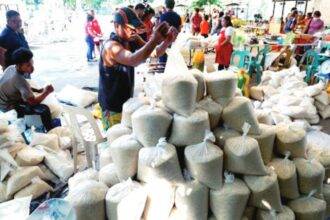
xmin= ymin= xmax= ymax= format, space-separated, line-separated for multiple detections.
xmin=101 ymin=110 xmax=122 ymax=131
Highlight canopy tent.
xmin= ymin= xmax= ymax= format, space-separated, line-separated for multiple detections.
xmin=272 ymin=0 xmax=311 ymax=17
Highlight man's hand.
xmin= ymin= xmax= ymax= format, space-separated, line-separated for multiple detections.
xmin=45 ymin=85 xmax=54 ymax=94
xmin=164 ymin=27 xmax=178 ymax=44
xmin=150 ymin=22 xmax=170 ymax=44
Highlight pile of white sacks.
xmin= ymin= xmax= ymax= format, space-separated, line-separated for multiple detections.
xmin=0 ymin=114 xmax=75 ymax=203
xmin=65 ymin=68 xmax=330 ymax=220
xmin=250 ymin=65 xmax=330 ymax=126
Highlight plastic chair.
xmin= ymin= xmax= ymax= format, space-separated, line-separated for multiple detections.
xmin=63 ymin=105 xmax=106 ymax=173
xmin=300 ymin=49 xmax=320 ymax=83
xmin=230 ymin=50 xmax=251 ymax=70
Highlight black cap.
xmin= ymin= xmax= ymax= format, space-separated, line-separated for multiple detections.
xmin=114 ymin=7 xmax=143 ymax=28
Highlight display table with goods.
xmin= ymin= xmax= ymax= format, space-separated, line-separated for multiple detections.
xmin=1 ymin=44 xmax=330 ymax=220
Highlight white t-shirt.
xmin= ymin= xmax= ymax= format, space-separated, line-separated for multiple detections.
xmin=224 ymin=26 xmax=234 ymax=37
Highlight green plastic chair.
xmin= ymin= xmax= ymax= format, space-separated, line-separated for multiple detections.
xmin=248 ymin=45 xmax=270 ymax=84
xmin=300 ymin=49 xmax=320 ymax=83
xmin=230 ymin=50 xmax=251 ymax=70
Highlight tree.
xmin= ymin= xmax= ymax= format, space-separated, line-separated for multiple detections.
xmin=192 ymin=0 xmax=221 ymax=8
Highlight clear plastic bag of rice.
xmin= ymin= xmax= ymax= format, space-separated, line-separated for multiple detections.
xmin=197 ymin=96 xmax=222 ymax=129
xmin=213 ymin=126 xmax=240 ymax=148
xmin=106 ymin=124 xmax=132 ymax=144
xmin=99 ymin=163 xmax=120 ymax=187
xmin=105 ymin=179 xmax=147 ymax=220
xmin=35 ymin=146 xmax=74 ymax=182
xmin=275 ymin=124 xmax=306 ymax=158
xmin=294 ymin=158 xmax=325 ymax=198
xmin=6 ymin=166 xmax=46 ymax=197
xmin=244 ymin=167 xmax=283 ymax=212
xmin=110 ymin=134 xmax=143 ymax=180
xmin=190 ymin=69 xmax=206 ymax=101
xmin=99 ymin=146 xmax=112 ymax=168
xmin=29 ymin=132 xmax=60 ymax=151
xmin=323 ymin=184 xmax=330 ymax=217
xmin=224 ymin=123 xmax=268 ymax=175
xmin=222 ymin=97 xmax=261 ymax=135
xmin=185 ymin=131 xmax=223 ymax=190
xmin=48 ymin=126 xmax=74 ymax=150
xmin=143 ymin=179 xmax=175 ymax=220
xmin=268 ymin=152 xmax=300 ymax=200
xmin=205 ymin=71 xmax=237 ymax=106
xmin=288 ymin=190 xmax=326 ymax=220
xmin=161 ymin=72 xmax=197 ymax=116
xmin=131 ymin=103 xmax=172 ymax=147
xmin=210 ymin=172 xmax=250 ymax=220
xmin=121 ymin=97 xmax=150 ymax=128
xmin=137 ymin=138 xmax=183 ymax=184
xmin=256 ymin=203 xmax=295 ymax=220
xmin=15 ymin=146 xmax=44 ymax=166
xmin=66 ymin=180 xmax=108 ymax=220
xmin=174 ymin=177 xmax=209 ymax=220
xmin=169 ymin=109 xmax=210 ymax=146
xmin=255 ymin=109 xmax=273 ymax=125
xmin=249 ymin=124 xmax=276 ymax=165
xmin=14 ymin=176 xmax=53 ymax=200
xmin=68 ymin=168 xmax=99 ymax=190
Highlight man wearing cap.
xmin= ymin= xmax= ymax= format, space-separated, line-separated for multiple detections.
xmin=98 ymin=7 xmax=177 ymax=130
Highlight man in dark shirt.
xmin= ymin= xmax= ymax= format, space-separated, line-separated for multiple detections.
xmin=159 ymin=0 xmax=182 ymax=63
xmin=0 ymin=10 xmax=29 ymax=70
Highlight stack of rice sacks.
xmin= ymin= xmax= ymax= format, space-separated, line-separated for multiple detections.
xmin=0 ymin=114 xmax=76 ymax=204
xmin=250 ymin=65 xmax=330 ymax=126
xmin=65 ymin=68 xmax=330 ymax=220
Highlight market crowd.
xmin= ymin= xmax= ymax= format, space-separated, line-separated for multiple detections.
xmin=0 ymin=0 xmax=326 ymax=132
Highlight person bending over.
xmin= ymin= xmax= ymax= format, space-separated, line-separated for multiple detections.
xmin=98 ymin=7 xmax=177 ymax=130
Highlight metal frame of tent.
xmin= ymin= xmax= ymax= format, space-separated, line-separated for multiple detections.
xmin=272 ymin=0 xmax=311 ymax=17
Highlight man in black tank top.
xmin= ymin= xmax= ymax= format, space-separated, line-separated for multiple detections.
xmin=98 ymin=7 xmax=177 ymax=131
